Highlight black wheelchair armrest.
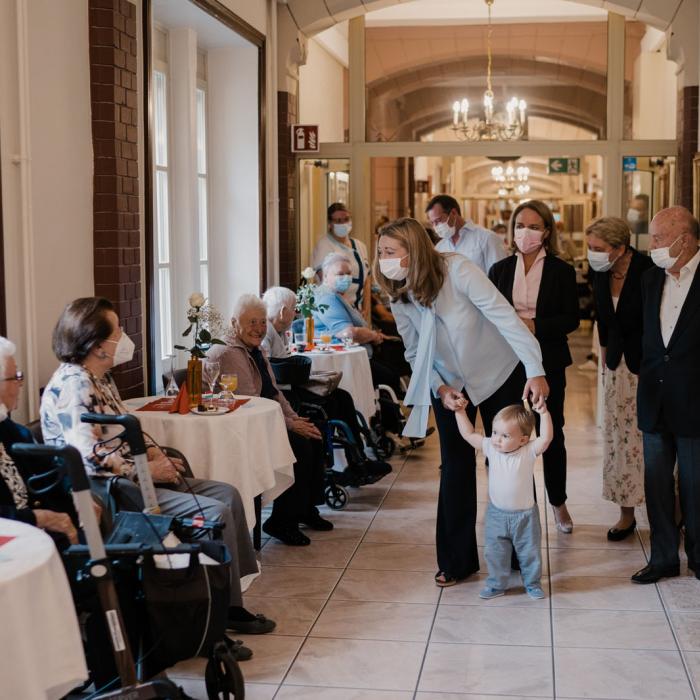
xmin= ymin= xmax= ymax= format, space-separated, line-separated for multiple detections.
xmin=161 ymin=446 xmax=194 ymax=478
xmin=298 ymin=402 xmax=328 ymax=422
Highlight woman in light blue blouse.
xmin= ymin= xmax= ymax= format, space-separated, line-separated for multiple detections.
xmin=373 ymin=218 xmax=549 ymax=587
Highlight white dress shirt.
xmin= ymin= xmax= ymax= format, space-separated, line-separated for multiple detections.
xmin=660 ymin=247 xmax=700 ymax=346
xmin=435 ymin=221 xmax=507 ymax=274
xmin=391 ymin=254 xmax=544 ymax=406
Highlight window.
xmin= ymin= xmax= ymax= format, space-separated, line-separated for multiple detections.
xmin=153 ymin=70 xmax=173 ymax=362
xmin=196 ymin=87 xmax=209 ymax=298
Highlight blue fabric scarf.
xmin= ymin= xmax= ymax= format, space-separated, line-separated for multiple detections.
xmin=401 ymin=304 xmax=436 ymax=438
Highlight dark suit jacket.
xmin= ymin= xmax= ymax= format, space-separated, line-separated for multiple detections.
xmin=488 ymin=253 xmax=579 ymax=373
xmin=638 ymin=259 xmax=700 ymax=436
xmin=592 ymin=248 xmax=653 ymax=374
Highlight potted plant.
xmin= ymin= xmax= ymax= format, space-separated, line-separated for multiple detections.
xmin=174 ymin=293 xmax=225 ymax=406
xmin=296 ymin=268 xmax=328 ymax=350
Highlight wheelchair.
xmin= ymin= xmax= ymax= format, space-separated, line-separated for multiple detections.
xmin=13 ymin=413 xmax=245 ymax=699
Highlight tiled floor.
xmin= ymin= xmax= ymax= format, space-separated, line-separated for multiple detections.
xmin=169 ymin=329 xmax=700 ymax=699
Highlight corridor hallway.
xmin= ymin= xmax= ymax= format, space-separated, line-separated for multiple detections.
xmin=171 ymin=328 xmax=700 ymax=699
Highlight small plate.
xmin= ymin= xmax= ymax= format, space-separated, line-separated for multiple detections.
xmin=189 ymin=406 xmax=229 ymax=416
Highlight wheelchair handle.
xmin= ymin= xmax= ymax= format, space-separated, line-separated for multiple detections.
xmin=80 ymin=412 xmax=148 ymax=456
xmin=11 ymin=443 xmax=91 ymax=493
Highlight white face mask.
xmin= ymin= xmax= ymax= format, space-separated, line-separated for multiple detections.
xmin=434 ymin=221 xmax=455 ymax=239
xmin=587 ymin=249 xmax=618 ymax=273
xmin=627 ymin=208 xmax=640 ymax=223
xmin=104 ymin=333 xmax=135 ymax=367
xmin=650 ymin=235 xmax=683 ymax=270
xmin=379 ymin=255 xmax=409 ymax=281
xmin=332 ymin=222 xmax=352 ymax=238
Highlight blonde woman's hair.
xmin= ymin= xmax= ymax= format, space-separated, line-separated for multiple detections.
xmin=372 ymin=217 xmax=446 ymax=307
xmin=493 ymin=404 xmax=536 ymax=437
xmin=585 ymin=216 xmax=631 ymax=248
xmin=508 ymin=200 xmax=560 ymax=256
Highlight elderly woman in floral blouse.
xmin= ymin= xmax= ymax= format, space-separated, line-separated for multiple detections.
xmin=40 ymin=297 xmax=275 ymax=644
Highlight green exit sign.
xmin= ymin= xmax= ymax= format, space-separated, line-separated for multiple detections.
xmin=548 ymin=157 xmax=580 ymax=175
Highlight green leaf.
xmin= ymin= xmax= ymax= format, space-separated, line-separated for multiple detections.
xmin=199 ymin=328 xmax=212 ymax=343
xmin=173 ymin=344 xmax=187 ymax=351
xmin=209 ymin=338 xmax=226 ymax=345
xmin=191 ymin=347 xmax=206 ymax=358
xmin=182 ymin=324 xmax=193 ymax=337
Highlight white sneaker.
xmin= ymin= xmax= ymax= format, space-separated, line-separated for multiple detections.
xmin=577 ymin=359 xmax=597 ymax=372
xmin=479 ymin=587 xmax=505 ymax=599
xmin=526 ymin=585 xmax=545 ymax=600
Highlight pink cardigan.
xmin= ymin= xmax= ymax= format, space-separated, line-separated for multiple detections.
xmin=207 ymin=333 xmax=298 ymax=429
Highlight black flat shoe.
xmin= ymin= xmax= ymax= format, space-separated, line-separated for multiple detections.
xmin=300 ymin=513 xmax=334 ymax=531
xmin=262 ymin=520 xmax=311 ymax=545
xmin=631 ymin=563 xmax=680 ymax=584
xmin=607 ymin=519 xmax=636 ymax=541
xmin=227 ymin=613 xmax=276 ymax=635
xmin=222 ymin=635 xmax=253 ymax=661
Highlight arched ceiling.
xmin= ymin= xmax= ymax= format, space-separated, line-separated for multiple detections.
xmin=283 ymin=0 xmax=684 ymax=36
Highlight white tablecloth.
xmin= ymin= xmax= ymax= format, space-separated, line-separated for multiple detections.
xmin=303 ymin=346 xmax=376 ymax=422
xmin=125 ymin=396 xmax=296 ymax=529
xmin=0 ymin=518 xmax=88 ymax=699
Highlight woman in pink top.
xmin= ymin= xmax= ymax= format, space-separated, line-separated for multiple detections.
xmin=488 ymin=200 xmax=579 ymax=533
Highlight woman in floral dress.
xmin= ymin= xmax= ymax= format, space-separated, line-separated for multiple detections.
xmin=586 ymin=217 xmax=653 ymax=540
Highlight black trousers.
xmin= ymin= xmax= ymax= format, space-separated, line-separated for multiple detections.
xmin=370 ymin=357 xmax=404 ymax=398
xmin=536 ymin=367 xmax=568 ymax=507
xmin=432 ymin=364 xmax=526 ymax=578
xmin=270 ymin=431 xmax=325 ymax=526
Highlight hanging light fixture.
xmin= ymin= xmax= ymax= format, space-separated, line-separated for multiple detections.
xmin=451 ymin=0 xmax=527 ymax=141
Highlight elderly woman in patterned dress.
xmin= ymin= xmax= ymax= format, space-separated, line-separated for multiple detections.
xmin=586 ymin=217 xmax=653 ymax=540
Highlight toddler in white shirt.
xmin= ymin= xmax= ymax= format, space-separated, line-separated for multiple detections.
xmin=456 ymin=402 xmax=553 ymax=599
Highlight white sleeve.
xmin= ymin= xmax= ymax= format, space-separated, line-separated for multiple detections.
xmin=481 ymin=437 xmax=493 ymax=459
xmin=452 ymin=258 xmax=545 ymax=378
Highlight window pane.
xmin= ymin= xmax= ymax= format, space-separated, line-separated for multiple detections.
xmin=156 ymin=169 xmax=170 ymax=264
xmin=200 ymin=263 xmax=209 ymax=300
xmin=158 ymin=267 xmax=173 ymax=361
xmin=196 ymin=88 xmax=207 ymax=175
xmin=198 ymin=176 xmax=208 ymax=262
xmin=154 ymin=71 xmax=168 ymax=167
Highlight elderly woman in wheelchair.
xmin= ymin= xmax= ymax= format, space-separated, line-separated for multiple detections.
xmin=38 ymin=297 xmax=275 ymax=654
xmin=208 ymin=293 xmax=334 ymax=546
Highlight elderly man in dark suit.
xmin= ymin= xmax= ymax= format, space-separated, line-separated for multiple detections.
xmin=633 ymin=206 xmax=700 ymax=584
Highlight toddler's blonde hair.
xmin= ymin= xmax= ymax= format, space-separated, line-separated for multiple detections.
xmin=493 ymin=404 xmax=535 ymax=437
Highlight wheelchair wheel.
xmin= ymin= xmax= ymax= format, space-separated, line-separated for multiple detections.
xmin=205 ymin=642 xmax=245 ymax=699
xmin=376 ymin=435 xmax=395 ymax=460
xmin=325 ymin=483 xmax=348 ymax=510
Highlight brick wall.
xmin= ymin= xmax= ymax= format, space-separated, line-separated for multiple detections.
xmin=278 ymin=91 xmax=299 ymax=289
xmin=89 ymin=0 xmax=144 ymax=398
xmin=676 ymin=85 xmax=699 ymax=211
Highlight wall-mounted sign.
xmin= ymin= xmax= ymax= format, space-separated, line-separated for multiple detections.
xmin=548 ymin=157 xmax=580 ymax=175
xmin=623 ymin=156 xmax=638 ymax=172
xmin=291 ymin=124 xmax=319 ymax=153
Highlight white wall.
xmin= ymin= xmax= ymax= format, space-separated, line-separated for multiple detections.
xmin=299 ymin=38 xmax=346 ymax=143
xmin=0 ymin=0 xmax=94 ymax=420
xmin=207 ymin=45 xmax=261 ymax=317
xmin=632 ymin=51 xmax=677 ymax=139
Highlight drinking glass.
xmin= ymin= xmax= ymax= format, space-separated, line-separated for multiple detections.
xmin=164 ymin=354 xmax=179 ymax=396
xmin=202 ymin=360 xmax=221 ymax=409
xmin=220 ymin=372 xmax=238 ymax=404
xmin=320 ymin=333 xmax=332 ymax=350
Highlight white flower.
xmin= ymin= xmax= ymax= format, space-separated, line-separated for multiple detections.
xmin=189 ymin=292 xmax=206 ymax=309
xmin=301 ymin=267 xmax=315 ymax=281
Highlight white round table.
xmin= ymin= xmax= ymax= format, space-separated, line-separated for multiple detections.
xmin=125 ymin=396 xmax=296 ymax=530
xmin=303 ymin=345 xmax=376 ymax=422
xmin=0 ymin=518 xmax=88 ymax=699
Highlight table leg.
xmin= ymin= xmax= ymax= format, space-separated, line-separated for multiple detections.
xmin=253 ymin=494 xmax=262 ymax=550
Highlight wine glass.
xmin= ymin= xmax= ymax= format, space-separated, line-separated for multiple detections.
xmin=220 ymin=372 xmax=238 ymax=405
xmin=202 ymin=360 xmax=221 ymax=410
xmin=164 ymin=354 xmax=179 ymax=396
xmin=320 ymin=333 xmax=332 ymax=350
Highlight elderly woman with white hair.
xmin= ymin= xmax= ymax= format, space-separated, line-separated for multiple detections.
xmin=261 ymin=286 xmax=298 ymax=358
xmin=0 ymin=337 xmax=78 ymax=547
xmin=208 ymin=293 xmax=332 ymax=546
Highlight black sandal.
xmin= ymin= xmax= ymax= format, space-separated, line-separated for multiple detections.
xmin=434 ymin=571 xmax=458 ymax=588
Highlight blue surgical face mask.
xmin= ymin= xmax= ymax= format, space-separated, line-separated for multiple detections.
xmin=334 ymin=275 xmax=352 ymax=293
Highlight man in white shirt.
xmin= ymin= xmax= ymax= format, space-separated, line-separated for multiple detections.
xmin=633 ymin=206 xmax=700 ymax=585
xmin=426 ymin=194 xmax=507 ymax=274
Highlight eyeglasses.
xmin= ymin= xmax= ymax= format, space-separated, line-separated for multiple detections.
xmin=1 ymin=370 xmax=24 ymax=383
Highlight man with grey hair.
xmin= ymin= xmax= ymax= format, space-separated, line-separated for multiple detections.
xmin=633 ymin=206 xmax=700 ymax=584
xmin=262 ymin=286 xmax=297 ymax=358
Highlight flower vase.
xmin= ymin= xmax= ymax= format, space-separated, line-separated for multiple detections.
xmin=304 ymin=315 xmax=315 ymax=350
xmin=187 ymin=356 xmax=203 ymax=408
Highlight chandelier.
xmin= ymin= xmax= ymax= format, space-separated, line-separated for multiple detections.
xmin=492 ymin=163 xmax=530 ymax=197
xmin=451 ymin=0 xmax=527 ymax=142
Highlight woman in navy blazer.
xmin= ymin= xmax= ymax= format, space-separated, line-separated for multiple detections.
xmin=586 ymin=216 xmax=653 ymax=541
xmin=489 ymin=200 xmax=579 ymax=533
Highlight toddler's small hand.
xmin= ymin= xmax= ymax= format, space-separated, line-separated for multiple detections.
xmin=533 ymin=403 xmax=548 ymax=415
